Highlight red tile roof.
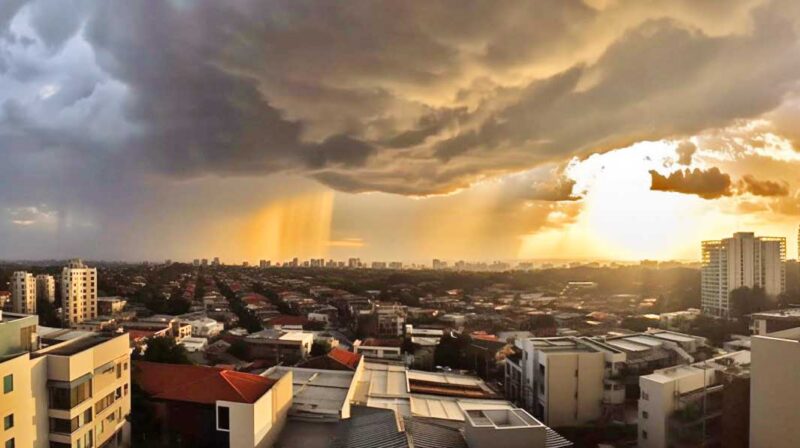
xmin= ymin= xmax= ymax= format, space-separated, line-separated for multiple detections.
xmin=133 ymin=361 xmax=275 ymax=405
xmin=328 ymin=348 xmax=361 ymax=369
xmin=128 ymin=330 xmax=159 ymax=342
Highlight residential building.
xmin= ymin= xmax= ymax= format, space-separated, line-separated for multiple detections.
xmin=638 ymin=351 xmax=751 ymax=448
xmin=183 ymin=317 xmax=225 ymax=338
xmin=750 ymin=327 xmax=800 ymax=448
xmin=375 ymin=303 xmax=406 ymax=337
xmin=749 ymin=308 xmax=800 ymax=335
xmin=353 ymin=339 xmax=403 ymax=361
xmin=508 ymin=337 xmax=605 ymax=427
xmin=505 ymin=330 xmax=709 ymax=426
xmin=701 ymin=232 xmax=786 ymax=318
xmin=97 ymin=296 xmax=127 ymax=317
xmin=61 ymin=259 xmax=98 ymax=326
xmin=1 ymin=312 xmax=131 ymax=448
xmin=0 ymin=292 xmax=9 ymax=311
xmin=11 ymin=271 xmax=36 ymax=314
xmin=133 ymin=361 xmax=293 ymax=447
xmin=35 ymin=274 xmax=56 ymax=303
xmin=242 ymin=329 xmax=314 ymax=364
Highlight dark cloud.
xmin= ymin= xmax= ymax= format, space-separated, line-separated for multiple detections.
xmin=2 ymin=0 xmax=800 ymax=259
xmin=675 ymin=141 xmax=696 ymax=165
xmin=649 ymin=167 xmax=733 ymax=199
xmin=739 ymin=175 xmax=790 ymax=197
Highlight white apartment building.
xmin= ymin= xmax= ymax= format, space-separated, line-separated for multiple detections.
xmin=638 ymin=351 xmax=751 ymax=448
xmin=36 ymin=274 xmax=56 ymax=303
xmin=11 ymin=272 xmax=36 ymax=314
xmin=183 ymin=317 xmax=224 ymax=338
xmin=701 ymin=232 xmax=786 ymax=318
xmin=750 ymin=327 xmax=800 ymax=448
xmin=1 ymin=312 xmax=131 ymax=448
xmin=506 ymin=331 xmax=709 ymax=427
xmin=61 ymin=259 xmax=98 ymax=326
xmin=509 ymin=337 xmax=605 ymax=427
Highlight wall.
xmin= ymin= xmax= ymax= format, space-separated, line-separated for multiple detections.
xmin=750 ymin=330 xmax=800 ymax=448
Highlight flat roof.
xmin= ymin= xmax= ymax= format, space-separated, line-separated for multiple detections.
xmin=649 ymin=331 xmax=696 ymax=343
xmin=37 ymin=335 xmax=114 ymax=357
xmin=607 ymin=340 xmax=650 ymax=352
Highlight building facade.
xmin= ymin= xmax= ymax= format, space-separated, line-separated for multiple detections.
xmin=1 ymin=313 xmax=131 ymax=448
xmin=11 ymin=271 xmax=36 ymax=314
xmin=36 ymin=274 xmax=56 ymax=304
xmin=750 ymin=327 xmax=800 ymax=448
xmin=61 ymin=259 xmax=98 ymax=326
xmin=701 ymin=232 xmax=786 ymax=318
xmin=638 ymin=351 xmax=750 ymax=448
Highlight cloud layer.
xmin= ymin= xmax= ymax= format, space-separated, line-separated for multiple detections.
xmin=2 ymin=0 xmax=800 ymax=260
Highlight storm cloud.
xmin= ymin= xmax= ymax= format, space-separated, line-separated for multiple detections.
xmin=3 ymin=0 xmax=800 ymax=259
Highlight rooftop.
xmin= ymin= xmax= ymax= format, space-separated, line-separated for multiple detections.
xmin=36 ymin=334 xmax=115 ymax=357
xmin=134 ymin=361 xmax=276 ymax=404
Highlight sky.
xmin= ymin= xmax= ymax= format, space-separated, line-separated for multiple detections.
xmin=1 ymin=0 xmax=800 ymax=264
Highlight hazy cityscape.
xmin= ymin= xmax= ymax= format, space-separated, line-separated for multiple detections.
xmin=4 ymin=1 xmax=800 ymax=448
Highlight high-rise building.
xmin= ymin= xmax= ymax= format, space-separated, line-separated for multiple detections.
xmin=61 ymin=259 xmax=98 ymax=326
xmin=0 ymin=312 xmax=131 ymax=448
xmin=212 ymin=257 xmax=220 ymax=266
xmin=701 ymin=232 xmax=786 ymax=318
xmin=11 ymin=272 xmax=36 ymax=314
xmin=35 ymin=274 xmax=56 ymax=303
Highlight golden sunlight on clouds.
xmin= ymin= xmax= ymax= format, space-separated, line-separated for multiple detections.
xmin=240 ymin=192 xmax=335 ymax=261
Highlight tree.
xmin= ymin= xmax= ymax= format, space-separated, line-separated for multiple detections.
xmin=434 ymin=331 xmax=471 ymax=369
xmin=142 ymin=337 xmax=192 ymax=364
xmin=729 ymin=286 xmax=767 ymax=318
xmin=228 ymin=339 xmax=249 ymax=360
xmin=310 ymin=340 xmax=332 ymax=357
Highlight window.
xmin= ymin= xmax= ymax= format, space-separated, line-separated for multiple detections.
xmin=217 ymin=406 xmax=230 ymax=431
xmin=642 ymin=430 xmax=648 ymax=440
xmin=3 ymin=414 xmax=12 ymax=430
xmin=642 ymin=411 xmax=649 ymax=419
xmin=49 ymin=380 xmax=92 ymax=410
xmin=115 ymin=364 xmax=122 ymax=379
xmin=95 ymin=392 xmax=115 ymax=414
xmin=83 ymin=408 xmax=93 ymax=424
xmin=2 ymin=375 xmax=12 ymax=394
xmin=5 ymin=438 xmax=14 ymax=448
xmin=49 ymin=417 xmax=79 ymax=434
xmin=641 ymin=391 xmax=649 ymax=400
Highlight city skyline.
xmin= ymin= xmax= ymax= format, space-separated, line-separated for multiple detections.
xmin=2 ymin=1 xmax=800 ymax=263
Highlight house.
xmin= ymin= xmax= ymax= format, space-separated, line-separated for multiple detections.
xmin=132 ymin=361 xmax=293 ymax=447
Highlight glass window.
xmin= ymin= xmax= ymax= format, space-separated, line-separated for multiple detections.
xmin=2 ymin=375 xmax=12 ymax=394
xmin=49 ymin=380 xmax=92 ymax=410
xmin=83 ymin=408 xmax=93 ymax=424
xmin=5 ymin=438 xmax=14 ymax=448
xmin=217 ymin=406 xmax=230 ymax=431
xmin=3 ymin=414 xmax=12 ymax=430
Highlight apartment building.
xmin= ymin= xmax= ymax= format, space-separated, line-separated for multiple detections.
xmin=638 ymin=351 xmax=751 ymax=448
xmin=750 ymin=327 xmax=800 ymax=448
xmin=374 ymin=303 xmax=406 ymax=337
xmin=62 ymin=259 xmax=98 ymax=326
xmin=36 ymin=274 xmax=56 ymax=304
xmin=749 ymin=308 xmax=800 ymax=335
xmin=242 ymin=329 xmax=314 ymax=364
xmin=0 ymin=311 xmax=131 ymax=448
xmin=133 ymin=361 xmax=292 ymax=447
xmin=97 ymin=297 xmax=127 ymax=317
xmin=701 ymin=232 xmax=786 ymax=318
xmin=505 ymin=330 xmax=709 ymax=426
xmin=11 ymin=271 xmax=36 ymax=314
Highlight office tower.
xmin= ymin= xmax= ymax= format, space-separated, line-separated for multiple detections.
xmin=212 ymin=257 xmax=220 ymax=266
xmin=201 ymin=258 xmax=208 ymax=267
xmin=61 ymin=259 xmax=98 ymax=326
xmin=11 ymin=272 xmax=36 ymax=314
xmin=35 ymin=274 xmax=56 ymax=303
xmin=701 ymin=232 xmax=786 ymax=318
xmin=0 ymin=312 xmax=131 ymax=447
xmin=347 ymin=258 xmax=360 ymax=268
